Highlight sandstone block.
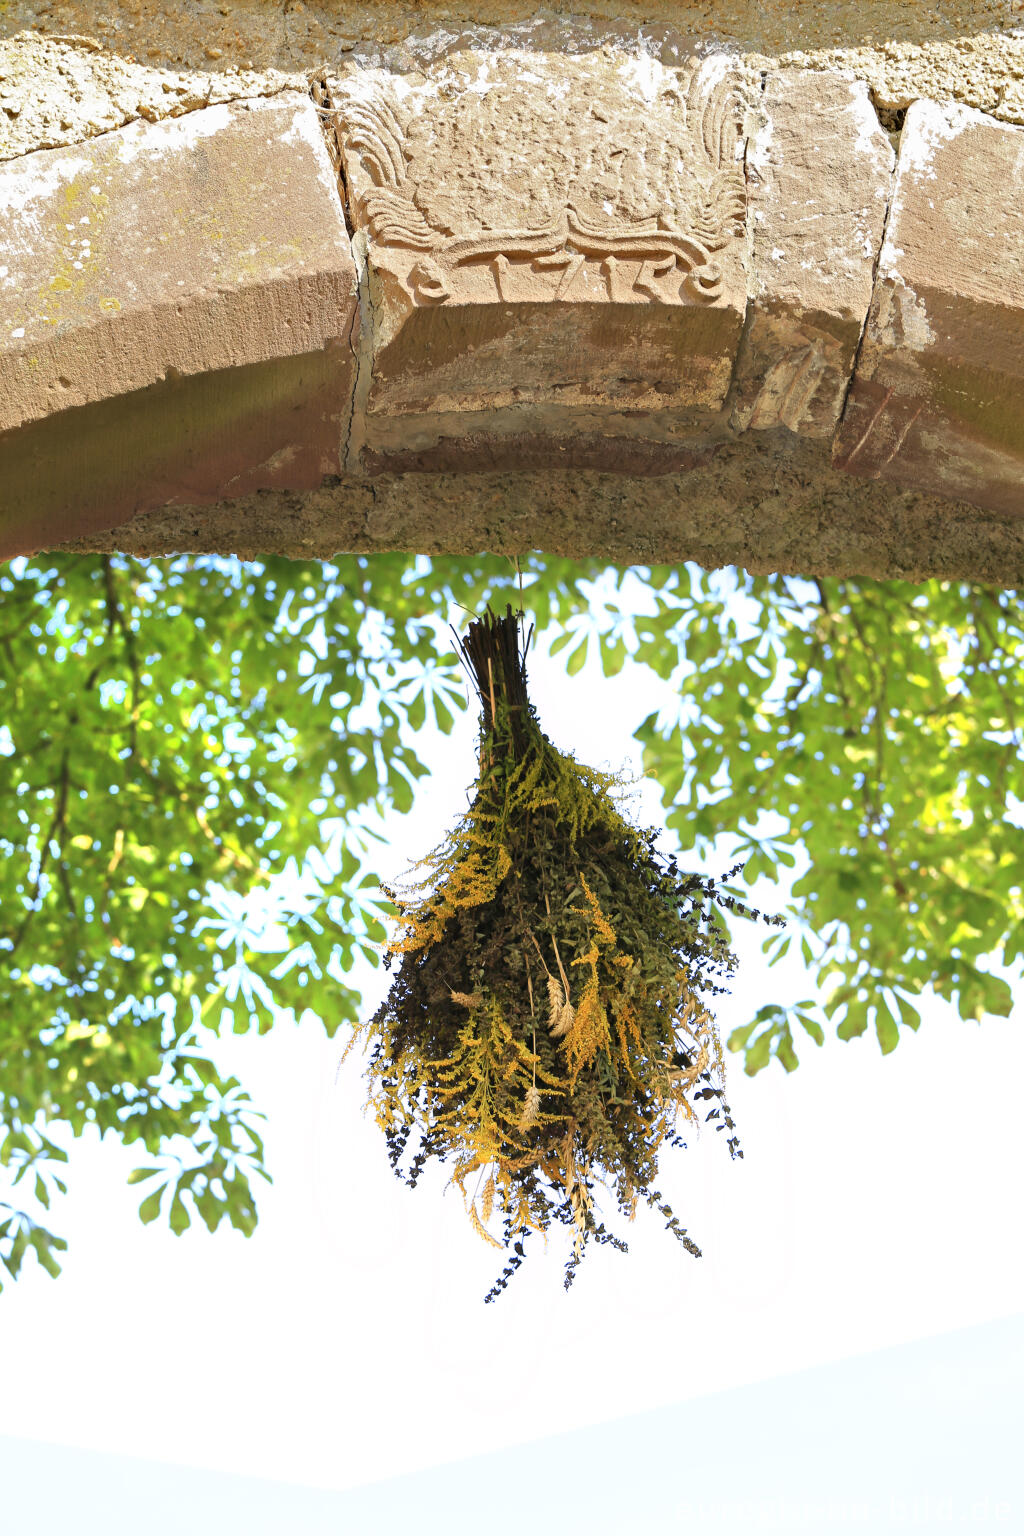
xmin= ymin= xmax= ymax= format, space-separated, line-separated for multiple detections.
xmin=0 ymin=93 xmax=357 ymax=559
xmin=732 ymin=71 xmax=894 ymax=437
xmin=333 ymin=48 xmax=747 ymax=466
xmin=833 ymin=100 xmax=1024 ymax=516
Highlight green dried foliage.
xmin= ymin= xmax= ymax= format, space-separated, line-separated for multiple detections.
xmin=348 ymin=607 xmax=782 ymax=1297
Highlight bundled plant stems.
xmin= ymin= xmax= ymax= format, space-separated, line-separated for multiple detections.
xmin=350 ymin=605 xmax=780 ymax=1299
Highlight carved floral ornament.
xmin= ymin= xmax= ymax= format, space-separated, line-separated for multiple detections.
xmin=333 ymin=51 xmax=747 ymax=307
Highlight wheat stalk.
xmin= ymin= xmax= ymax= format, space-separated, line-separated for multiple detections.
xmin=519 ymin=1084 xmax=542 ymax=1132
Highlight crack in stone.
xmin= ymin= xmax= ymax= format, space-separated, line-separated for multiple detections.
xmin=868 ymin=86 xmax=908 ymax=151
xmin=309 ymin=73 xmax=356 ymax=240
xmin=0 ymin=75 xmax=302 ymax=166
xmin=308 ymin=72 xmax=366 ymax=477
xmin=343 ymin=229 xmax=376 ymax=477
xmin=725 ymin=66 xmax=769 ymax=431
xmin=832 ymin=117 xmax=900 ymax=456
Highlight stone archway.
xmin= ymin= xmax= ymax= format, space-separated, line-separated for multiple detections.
xmin=2 ymin=3 xmax=1024 ymax=582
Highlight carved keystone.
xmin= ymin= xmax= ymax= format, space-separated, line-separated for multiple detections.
xmin=834 ymin=100 xmax=1024 ymax=516
xmin=0 ymin=93 xmax=357 ymax=560
xmin=732 ymin=71 xmax=894 ymax=437
xmin=333 ymin=49 xmax=747 ymax=465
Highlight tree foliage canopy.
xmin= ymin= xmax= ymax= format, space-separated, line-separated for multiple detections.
xmin=1 ymin=552 xmax=1020 ymax=1287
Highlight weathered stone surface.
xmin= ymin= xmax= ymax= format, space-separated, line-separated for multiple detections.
xmin=333 ymin=47 xmax=747 ymax=466
xmin=732 ymin=70 xmax=893 ymax=436
xmin=1 ymin=349 xmax=350 ymax=560
xmin=5 ymin=4 xmax=1024 ymax=164
xmin=0 ymin=92 xmax=357 ymax=558
xmin=0 ymin=92 xmax=354 ymax=428
xmin=4 ymin=7 xmax=1024 ymax=584
xmin=54 ymin=437 xmax=1024 ymax=590
xmin=833 ymin=100 xmax=1024 ymax=516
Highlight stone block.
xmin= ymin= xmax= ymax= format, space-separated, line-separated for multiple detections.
xmin=833 ymin=100 xmax=1024 ymax=516
xmin=732 ymin=71 xmax=894 ymax=437
xmin=332 ymin=48 xmax=747 ymax=465
xmin=0 ymin=92 xmax=357 ymax=559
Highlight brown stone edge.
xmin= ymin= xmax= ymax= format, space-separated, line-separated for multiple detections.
xmin=51 ymin=436 xmax=1024 ymax=588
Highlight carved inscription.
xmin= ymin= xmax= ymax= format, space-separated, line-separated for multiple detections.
xmin=336 ymin=51 xmax=746 ymax=309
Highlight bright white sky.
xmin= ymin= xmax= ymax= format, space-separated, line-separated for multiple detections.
xmin=1 ymin=576 xmax=1021 ymax=1528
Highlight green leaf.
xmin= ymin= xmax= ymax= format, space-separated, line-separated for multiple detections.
xmin=388 ymin=763 xmax=415 ymax=814
xmin=127 ymin=1166 xmax=164 ymax=1186
xmin=745 ymin=1031 xmax=773 ymax=1076
xmin=29 ymin=1226 xmax=67 ymax=1280
xmin=892 ymin=992 xmax=921 ymax=1031
xmin=138 ymin=1187 xmax=165 ymax=1225
xmin=763 ymin=933 xmax=791 ymax=968
xmin=727 ymin=1022 xmax=757 ymax=1053
xmin=601 ymin=637 xmax=627 ymax=677
xmin=406 ymin=689 xmax=426 ymax=732
xmin=974 ymin=974 xmax=1013 ymax=1019
xmin=875 ymin=996 xmax=900 ymax=1055
xmin=566 ymin=637 xmax=589 ymax=676
xmin=168 ymin=1193 xmax=191 ymax=1236
xmin=796 ymin=1011 xmax=825 ymax=1047
xmin=4 ymin=1227 xmax=29 ymax=1280
xmin=837 ymin=998 xmax=869 ymax=1041
xmin=775 ymin=1027 xmax=799 ymax=1073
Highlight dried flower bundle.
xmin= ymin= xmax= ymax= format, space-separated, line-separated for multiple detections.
xmin=347 ymin=606 xmax=780 ymax=1298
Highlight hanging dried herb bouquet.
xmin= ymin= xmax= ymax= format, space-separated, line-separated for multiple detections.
xmin=346 ymin=606 xmax=780 ymax=1299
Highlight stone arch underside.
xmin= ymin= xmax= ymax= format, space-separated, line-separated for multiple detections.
xmin=2 ymin=3 xmax=1024 ymax=583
